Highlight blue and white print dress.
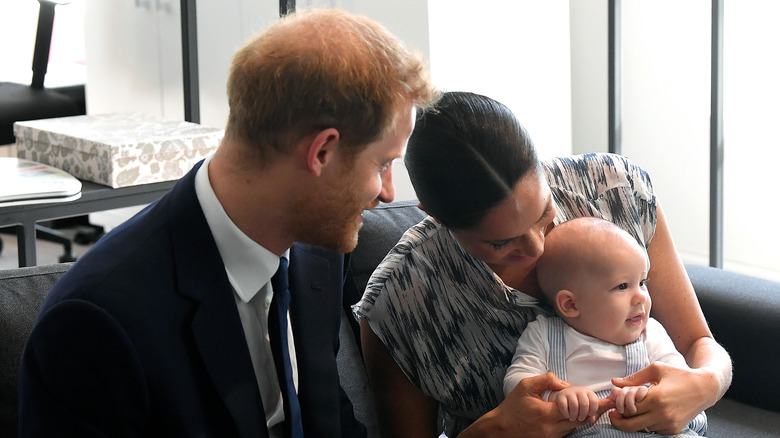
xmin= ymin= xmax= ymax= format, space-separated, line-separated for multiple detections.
xmin=354 ymin=153 xmax=658 ymax=437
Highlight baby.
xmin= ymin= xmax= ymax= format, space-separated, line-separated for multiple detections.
xmin=503 ymin=216 xmax=707 ymax=437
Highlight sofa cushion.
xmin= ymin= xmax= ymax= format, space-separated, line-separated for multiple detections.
xmin=350 ymin=200 xmax=427 ymax=297
xmin=707 ymin=398 xmax=780 ymax=438
xmin=687 ymin=264 xmax=780 ymax=412
xmin=0 ymin=262 xmax=72 ymax=437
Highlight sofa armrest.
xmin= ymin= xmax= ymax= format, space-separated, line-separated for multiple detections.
xmin=686 ymin=264 xmax=780 ymax=413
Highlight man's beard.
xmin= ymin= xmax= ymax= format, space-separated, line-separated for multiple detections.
xmin=291 ymin=172 xmax=376 ymax=253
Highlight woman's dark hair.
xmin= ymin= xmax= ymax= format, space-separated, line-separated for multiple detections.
xmin=405 ymin=91 xmax=538 ymax=230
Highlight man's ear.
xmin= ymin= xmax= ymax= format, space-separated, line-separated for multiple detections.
xmin=306 ymin=128 xmax=340 ymax=177
xmin=556 ymin=290 xmax=579 ymax=318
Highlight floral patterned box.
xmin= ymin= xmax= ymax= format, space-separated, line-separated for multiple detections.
xmin=14 ymin=113 xmax=223 ymax=188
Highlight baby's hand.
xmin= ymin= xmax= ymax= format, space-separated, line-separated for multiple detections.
xmin=609 ymin=385 xmax=650 ymax=417
xmin=549 ymin=386 xmax=600 ymax=422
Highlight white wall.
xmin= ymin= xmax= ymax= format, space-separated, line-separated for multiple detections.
xmin=0 ymin=0 xmax=86 ymax=88
xmin=196 ymin=0 xmax=280 ymax=130
xmin=7 ymin=0 xmax=776 ymax=281
xmin=569 ymin=0 xmax=608 ymax=155
xmin=569 ymin=0 xmax=780 ymax=281
xmin=721 ymin=1 xmax=780 ymax=279
xmin=621 ymin=0 xmax=712 ymax=269
xmin=427 ymin=0 xmax=573 ymax=163
xmin=13 ymin=0 xmax=570 ymax=203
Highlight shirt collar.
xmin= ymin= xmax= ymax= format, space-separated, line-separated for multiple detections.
xmin=194 ymin=154 xmax=289 ymax=303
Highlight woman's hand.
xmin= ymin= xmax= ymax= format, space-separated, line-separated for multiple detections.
xmin=458 ymin=373 xmax=612 ymax=438
xmin=609 ymin=361 xmax=714 ymax=434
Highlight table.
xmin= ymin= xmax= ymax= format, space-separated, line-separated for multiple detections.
xmin=0 ymin=179 xmax=177 ymax=267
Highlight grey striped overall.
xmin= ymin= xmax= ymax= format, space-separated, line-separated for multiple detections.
xmin=546 ymin=317 xmax=707 ymax=437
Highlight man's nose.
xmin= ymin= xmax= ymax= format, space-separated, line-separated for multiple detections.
xmin=378 ymin=167 xmax=395 ymax=203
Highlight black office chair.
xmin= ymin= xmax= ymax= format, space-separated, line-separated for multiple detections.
xmin=0 ymin=0 xmax=100 ymax=263
xmin=0 ymin=0 xmax=85 ymax=145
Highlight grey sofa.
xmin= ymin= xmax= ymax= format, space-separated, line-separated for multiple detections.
xmin=3 ymin=200 xmax=780 ymax=437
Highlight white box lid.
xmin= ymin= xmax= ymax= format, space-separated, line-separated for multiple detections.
xmin=14 ymin=113 xmax=223 ymax=158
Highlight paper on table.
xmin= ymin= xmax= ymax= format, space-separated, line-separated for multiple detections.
xmin=0 ymin=157 xmax=82 ymax=205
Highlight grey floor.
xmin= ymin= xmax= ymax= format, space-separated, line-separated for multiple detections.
xmin=0 ymin=144 xmax=146 ymax=270
xmin=0 ymin=226 xmax=95 ymax=269
xmin=0 ymin=207 xmax=143 ymax=270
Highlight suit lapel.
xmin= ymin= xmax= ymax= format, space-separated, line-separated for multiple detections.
xmin=168 ymin=163 xmax=268 ymax=438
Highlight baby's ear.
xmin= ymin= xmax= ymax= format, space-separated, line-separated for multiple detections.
xmin=556 ymin=290 xmax=579 ymax=318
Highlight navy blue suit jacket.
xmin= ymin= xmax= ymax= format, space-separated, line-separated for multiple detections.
xmin=19 ymin=162 xmax=366 ymax=437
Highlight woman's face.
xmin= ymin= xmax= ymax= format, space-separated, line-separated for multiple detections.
xmin=450 ymin=170 xmax=555 ymax=270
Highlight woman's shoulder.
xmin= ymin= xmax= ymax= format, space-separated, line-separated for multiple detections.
xmin=354 ymin=216 xmax=453 ymax=318
xmin=544 ymin=153 xmax=658 ymax=247
xmin=544 ymin=153 xmax=652 ymax=189
xmin=544 ymin=153 xmax=655 ymax=215
xmin=377 ymin=216 xmax=453 ymax=271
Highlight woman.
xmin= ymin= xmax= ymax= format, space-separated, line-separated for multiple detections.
xmin=354 ymin=92 xmax=732 ymax=437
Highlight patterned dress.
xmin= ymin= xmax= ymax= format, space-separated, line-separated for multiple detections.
xmin=354 ymin=153 xmax=658 ymax=437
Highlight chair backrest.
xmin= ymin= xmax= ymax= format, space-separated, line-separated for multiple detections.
xmin=31 ymin=1 xmax=58 ymax=89
xmin=0 ymin=262 xmax=71 ymax=437
xmin=0 ymin=1 xmax=84 ymax=145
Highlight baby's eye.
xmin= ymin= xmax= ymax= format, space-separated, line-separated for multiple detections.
xmin=616 ymin=283 xmax=629 ymax=290
xmin=640 ymin=279 xmax=648 ymax=288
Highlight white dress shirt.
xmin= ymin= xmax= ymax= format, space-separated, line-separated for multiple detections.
xmin=194 ymin=154 xmax=298 ymax=437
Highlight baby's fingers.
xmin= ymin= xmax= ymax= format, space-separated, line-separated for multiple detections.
xmin=634 ymin=385 xmax=649 ymax=403
xmin=621 ymin=386 xmax=650 ymax=415
xmin=556 ymin=395 xmax=573 ymax=421
xmin=610 ymin=388 xmax=628 ymax=415
xmin=585 ymin=391 xmax=600 ymax=420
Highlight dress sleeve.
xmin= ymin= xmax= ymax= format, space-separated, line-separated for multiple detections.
xmin=544 ymin=153 xmax=657 ymax=249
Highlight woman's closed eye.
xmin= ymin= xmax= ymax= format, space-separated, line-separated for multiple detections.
xmin=489 ymin=240 xmax=512 ymax=250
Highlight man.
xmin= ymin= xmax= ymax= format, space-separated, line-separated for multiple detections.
xmin=19 ymin=9 xmax=438 ymax=437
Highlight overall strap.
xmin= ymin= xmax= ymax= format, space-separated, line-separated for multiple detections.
xmin=625 ymin=335 xmax=648 ymax=376
xmin=546 ymin=316 xmax=568 ymax=381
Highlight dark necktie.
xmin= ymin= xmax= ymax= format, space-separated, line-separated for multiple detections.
xmin=269 ymin=257 xmax=304 ymax=438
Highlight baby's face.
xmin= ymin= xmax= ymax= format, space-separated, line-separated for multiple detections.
xmin=567 ymin=242 xmax=651 ymax=346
